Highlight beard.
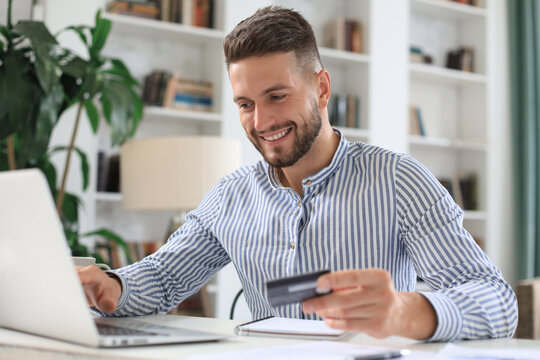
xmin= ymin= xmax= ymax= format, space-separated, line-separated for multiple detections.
xmin=248 ymin=100 xmax=322 ymax=168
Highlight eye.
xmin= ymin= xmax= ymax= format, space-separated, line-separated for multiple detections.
xmin=270 ymin=94 xmax=287 ymax=102
xmin=238 ymin=101 xmax=254 ymax=110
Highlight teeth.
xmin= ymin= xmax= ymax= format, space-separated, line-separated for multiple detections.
xmin=263 ymin=128 xmax=289 ymax=141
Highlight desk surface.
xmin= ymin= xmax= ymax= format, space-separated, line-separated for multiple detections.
xmin=1 ymin=315 xmax=539 ymax=360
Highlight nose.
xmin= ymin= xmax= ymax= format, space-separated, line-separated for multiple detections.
xmin=253 ymin=102 xmax=273 ymax=132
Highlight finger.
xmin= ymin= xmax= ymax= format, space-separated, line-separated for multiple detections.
xmin=317 ymin=268 xmax=392 ymax=291
xmin=318 ymin=302 xmax=388 ymax=320
xmin=303 ymin=284 xmax=389 ymax=313
xmin=96 ymin=286 xmax=118 ymax=313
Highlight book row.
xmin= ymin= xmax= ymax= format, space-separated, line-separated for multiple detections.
xmin=323 ymin=18 xmax=364 ymax=54
xmin=107 ymin=0 xmax=215 ymax=28
xmin=143 ymin=71 xmax=214 ymax=112
xmin=329 ymin=94 xmax=362 ymax=129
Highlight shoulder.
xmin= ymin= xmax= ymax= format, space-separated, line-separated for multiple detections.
xmin=346 ymin=141 xmax=407 ymax=167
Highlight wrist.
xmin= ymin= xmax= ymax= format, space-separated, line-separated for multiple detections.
xmin=396 ymin=292 xmax=437 ymax=340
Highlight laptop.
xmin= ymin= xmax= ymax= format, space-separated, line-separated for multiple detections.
xmin=0 ymin=169 xmax=227 ymax=347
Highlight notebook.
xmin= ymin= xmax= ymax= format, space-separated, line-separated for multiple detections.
xmin=0 ymin=169 xmax=227 ymax=347
xmin=234 ymin=316 xmax=349 ymax=340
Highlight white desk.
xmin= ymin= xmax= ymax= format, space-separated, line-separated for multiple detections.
xmin=1 ymin=315 xmax=539 ymax=360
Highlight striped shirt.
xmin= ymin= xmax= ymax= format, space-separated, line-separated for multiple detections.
xmin=112 ymin=131 xmax=518 ymax=341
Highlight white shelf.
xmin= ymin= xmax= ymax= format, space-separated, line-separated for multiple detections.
xmin=103 ymin=13 xmax=224 ymax=44
xmin=319 ymin=47 xmax=370 ymax=67
xmin=336 ymin=127 xmax=370 ymax=141
xmin=408 ymin=135 xmax=488 ymax=152
xmin=411 ymin=0 xmax=487 ymax=22
xmin=144 ymin=106 xmax=222 ymax=125
xmin=409 ymin=62 xmax=487 ymax=86
xmin=463 ymin=210 xmax=487 ymax=221
xmin=95 ymin=192 xmax=123 ymax=202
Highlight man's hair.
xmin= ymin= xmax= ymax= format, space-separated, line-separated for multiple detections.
xmin=223 ymin=6 xmax=322 ymax=75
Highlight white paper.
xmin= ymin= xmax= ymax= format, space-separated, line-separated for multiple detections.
xmin=433 ymin=343 xmax=540 ymax=360
xmin=188 ymin=341 xmax=406 ymax=360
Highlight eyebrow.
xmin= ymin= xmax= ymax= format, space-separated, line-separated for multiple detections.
xmin=233 ymin=84 xmax=292 ymax=103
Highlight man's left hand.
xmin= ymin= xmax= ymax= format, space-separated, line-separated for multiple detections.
xmin=302 ymin=269 xmax=437 ymax=340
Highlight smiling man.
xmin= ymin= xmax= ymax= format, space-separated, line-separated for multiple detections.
xmin=77 ymin=6 xmax=518 ymax=341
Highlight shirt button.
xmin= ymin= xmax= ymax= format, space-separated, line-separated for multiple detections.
xmin=290 ymin=242 xmax=296 ymax=249
xmin=297 ymin=200 xmax=302 ymax=207
xmin=305 ymin=179 xmax=312 ymax=185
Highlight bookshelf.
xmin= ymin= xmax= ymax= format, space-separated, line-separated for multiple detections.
xmin=407 ymin=0 xmax=490 ymax=255
xmin=47 ymin=0 xmax=511 ymax=321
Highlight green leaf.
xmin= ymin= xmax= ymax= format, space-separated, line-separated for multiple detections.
xmin=37 ymin=155 xmax=58 ymax=193
xmin=14 ymin=21 xmax=58 ymax=45
xmin=28 ymin=84 xmax=64 ymax=160
xmin=83 ymin=228 xmax=133 ymax=264
xmin=84 ymin=99 xmax=99 ymax=133
xmin=50 ymin=145 xmax=90 ymax=191
xmin=32 ymin=42 xmax=63 ymax=93
xmin=0 ymin=49 xmax=35 ymax=139
xmin=62 ymin=25 xmax=89 ymax=46
xmin=90 ymin=17 xmax=111 ymax=58
xmin=61 ymin=55 xmax=89 ymax=79
xmin=61 ymin=192 xmax=82 ymax=226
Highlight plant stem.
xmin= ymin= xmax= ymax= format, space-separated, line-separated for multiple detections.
xmin=7 ymin=135 xmax=16 ymax=170
xmin=56 ymin=102 xmax=84 ymax=217
xmin=7 ymin=0 xmax=12 ymax=29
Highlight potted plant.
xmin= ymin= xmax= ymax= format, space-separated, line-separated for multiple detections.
xmin=0 ymin=0 xmax=143 ymax=264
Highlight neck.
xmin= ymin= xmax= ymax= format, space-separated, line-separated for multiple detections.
xmin=278 ymin=124 xmax=340 ymax=198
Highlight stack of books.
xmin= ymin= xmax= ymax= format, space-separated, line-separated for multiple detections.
xmin=446 ymin=46 xmax=475 ymax=72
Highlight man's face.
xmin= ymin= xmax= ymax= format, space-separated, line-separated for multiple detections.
xmin=229 ymin=52 xmax=322 ymax=168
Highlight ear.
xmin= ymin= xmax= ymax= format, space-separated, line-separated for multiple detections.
xmin=314 ymin=69 xmax=331 ymax=109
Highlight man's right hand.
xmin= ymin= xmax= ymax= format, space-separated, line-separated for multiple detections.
xmin=76 ymin=265 xmax=122 ymax=314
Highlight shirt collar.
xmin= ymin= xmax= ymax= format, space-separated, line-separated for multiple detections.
xmin=266 ymin=129 xmax=350 ymax=188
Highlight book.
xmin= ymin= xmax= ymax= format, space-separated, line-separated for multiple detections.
xmin=446 ymin=46 xmax=475 ymax=72
xmin=107 ymin=1 xmax=160 ymax=19
xmin=516 ymin=278 xmax=540 ymax=339
xmin=323 ymin=18 xmax=363 ymax=53
xmin=234 ymin=317 xmax=348 ymax=340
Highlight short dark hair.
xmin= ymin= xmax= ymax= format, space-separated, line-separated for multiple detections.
xmin=223 ymin=6 xmax=322 ymax=75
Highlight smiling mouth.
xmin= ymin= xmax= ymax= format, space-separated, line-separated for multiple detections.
xmin=261 ymin=127 xmax=292 ymax=141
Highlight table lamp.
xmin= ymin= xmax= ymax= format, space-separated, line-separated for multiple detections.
xmin=121 ymin=136 xmax=241 ymax=229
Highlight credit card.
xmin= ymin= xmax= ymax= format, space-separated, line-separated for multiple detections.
xmin=266 ymin=270 xmax=332 ymax=307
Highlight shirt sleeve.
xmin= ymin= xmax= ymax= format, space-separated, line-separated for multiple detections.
xmin=107 ymin=179 xmax=231 ymax=317
xmin=394 ymin=155 xmax=518 ymax=341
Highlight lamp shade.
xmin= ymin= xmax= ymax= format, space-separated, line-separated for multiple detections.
xmin=121 ymin=136 xmax=240 ymax=211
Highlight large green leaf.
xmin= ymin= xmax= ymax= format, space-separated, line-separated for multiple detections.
xmin=50 ymin=145 xmax=90 ymax=191
xmin=14 ymin=21 xmax=58 ymax=45
xmin=83 ymin=228 xmax=133 ymax=264
xmin=28 ymin=84 xmax=64 ymax=160
xmin=0 ymin=48 xmax=35 ymax=139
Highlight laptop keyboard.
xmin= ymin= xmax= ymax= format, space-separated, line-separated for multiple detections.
xmin=97 ymin=323 xmax=161 ymax=336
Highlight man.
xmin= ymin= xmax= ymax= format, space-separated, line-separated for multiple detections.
xmin=78 ymin=6 xmax=518 ymax=341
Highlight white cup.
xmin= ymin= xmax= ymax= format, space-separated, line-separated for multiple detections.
xmin=72 ymin=256 xmax=111 ymax=270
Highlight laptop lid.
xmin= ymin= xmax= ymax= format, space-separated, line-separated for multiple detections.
xmin=0 ymin=169 xmax=227 ymax=347
xmin=0 ymin=169 xmax=101 ymax=347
